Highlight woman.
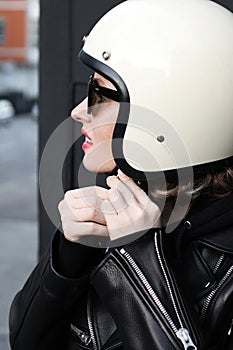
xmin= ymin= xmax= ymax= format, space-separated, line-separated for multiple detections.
xmin=9 ymin=0 xmax=233 ymax=349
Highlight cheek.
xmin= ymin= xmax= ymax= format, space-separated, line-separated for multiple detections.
xmin=93 ymin=102 xmax=119 ymax=144
xmin=95 ymin=123 xmax=116 ymax=144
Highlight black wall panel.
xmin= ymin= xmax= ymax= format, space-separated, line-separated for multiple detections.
xmin=39 ymin=0 xmax=124 ymax=256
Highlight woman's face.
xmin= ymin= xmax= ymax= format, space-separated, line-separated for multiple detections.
xmin=71 ymin=73 xmax=119 ymax=172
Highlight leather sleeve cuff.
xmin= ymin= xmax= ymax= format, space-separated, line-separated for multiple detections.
xmin=38 ymin=231 xmax=102 ymax=306
xmin=51 ymin=230 xmax=105 ymax=279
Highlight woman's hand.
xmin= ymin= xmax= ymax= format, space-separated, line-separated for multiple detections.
xmin=58 ymin=171 xmax=161 ymax=244
xmin=102 ymin=170 xmax=161 ymax=241
xmin=58 ymin=186 xmax=109 ymax=242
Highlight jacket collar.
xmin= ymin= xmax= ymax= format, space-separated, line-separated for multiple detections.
xmin=172 ymin=193 xmax=233 ymax=252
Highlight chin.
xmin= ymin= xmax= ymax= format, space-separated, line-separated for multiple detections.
xmin=83 ymin=157 xmax=116 ymax=173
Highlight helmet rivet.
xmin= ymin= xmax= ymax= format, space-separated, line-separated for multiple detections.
xmin=157 ymin=135 xmax=165 ymax=143
xmin=102 ymin=51 xmax=111 ymax=60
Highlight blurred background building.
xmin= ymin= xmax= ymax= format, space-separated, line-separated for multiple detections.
xmin=0 ymin=0 xmax=39 ymax=120
xmin=0 ymin=1 xmax=39 ymax=349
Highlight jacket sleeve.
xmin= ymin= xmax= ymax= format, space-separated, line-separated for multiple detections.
xmin=9 ymin=230 xmax=104 ymax=350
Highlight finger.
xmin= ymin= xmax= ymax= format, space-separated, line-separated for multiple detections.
xmin=107 ymin=188 xmax=128 ymax=214
xmin=101 ymin=199 xmax=124 ymax=238
xmin=72 ymin=207 xmax=106 ymax=225
xmin=101 ymin=199 xmax=135 ymax=241
xmin=106 ymin=176 xmax=136 ymax=208
xmin=101 ymin=199 xmax=116 ymax=216
xmin=117 ymin=170 xmax=149 ymax=206
xmin=65 ymin=195 xmax=104 ymax=212
xmin=59 ymin=198 xmax=106 ymax=225
xmin=63 ymin=221 xmax=109 ymax=241
xmin=107 ymin=185 xmax=141 ymax=222
xmin=71 ymin=186 xmax=109 ymax=200
xmin=102 ymin=200 xmax=117 ymax=231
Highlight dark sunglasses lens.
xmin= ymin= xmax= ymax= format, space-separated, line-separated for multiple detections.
xmin=88 ymin=76 xmax=99 ymax=115
xmin=87 ymin=74 xmax=119 ymax=115
xmin=87 ymin=76 xmax=93 ymax=114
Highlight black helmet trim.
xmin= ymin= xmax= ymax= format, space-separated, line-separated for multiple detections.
xmin=79 ymin=49 xmax=148 ymax=181
xmin=79 ymin=50 xmax=130 ymax=104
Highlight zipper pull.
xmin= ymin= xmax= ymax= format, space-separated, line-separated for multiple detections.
xmin=176 ymin=328 xmax=197 ymax=350
xmin=70 ymin=324 xmax=92 ymax=346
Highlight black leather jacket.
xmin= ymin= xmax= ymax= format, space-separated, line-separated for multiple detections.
xmin=9 ymin=194 xmax=233 ymax=350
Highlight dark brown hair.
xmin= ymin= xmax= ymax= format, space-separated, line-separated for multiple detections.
xmin=149 ymin=161 xmax=233 ymax=226
xmin=151 ymin=162 xmax=233 ymax=202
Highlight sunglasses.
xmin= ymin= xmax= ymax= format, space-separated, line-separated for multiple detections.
xmin=87 ymin=74 xmax=119 ymax=115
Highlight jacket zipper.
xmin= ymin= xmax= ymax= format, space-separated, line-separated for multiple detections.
xmin=120 ymin=231 xmax=197 ymax=350
xmin=154 ymin=231 xmax=184 ymax=329
xmin=213 ymin=253 xmax=224 ymax=274
xmin=87 ymin=291 xmax=124 ymax=350
xmin=200 ymin=265 xmax=233 ymax=321
xmin=71 ymin=323 xmax=92 ymax=347
xmin=87 ymin=292 xmax=98 ymax=350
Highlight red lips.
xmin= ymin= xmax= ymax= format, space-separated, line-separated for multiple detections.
xmin=81 ymin=128 xmax=92 ymax=140
xmin=81 ymin=128 xmax=93 ymax=151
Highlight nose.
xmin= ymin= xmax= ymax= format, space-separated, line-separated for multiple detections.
xmin=71 ymin=98 xmax=91 ymax=123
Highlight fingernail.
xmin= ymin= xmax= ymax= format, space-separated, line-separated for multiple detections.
xmin=118 ymin=169 xmax=127 ymax=177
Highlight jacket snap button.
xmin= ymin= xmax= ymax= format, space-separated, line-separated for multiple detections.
xmin=204 ymin=282 xmax=210 ymax=288
xmin=184 ymin=221 xmax=192 ymax=229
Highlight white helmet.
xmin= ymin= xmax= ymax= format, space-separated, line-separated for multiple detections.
xmin=79 ymin=0 xmax=233 ymax=180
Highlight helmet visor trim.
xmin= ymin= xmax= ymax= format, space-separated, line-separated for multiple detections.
xmin=79 ymin=49 xmax=150 ymax=180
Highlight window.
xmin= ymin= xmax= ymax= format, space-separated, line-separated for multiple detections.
xmin=0 ymin=18 xmax=5 ymax=44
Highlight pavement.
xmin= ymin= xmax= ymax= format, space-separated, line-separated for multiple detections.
xmin=0 ymin=115 xmax=38 ymax=349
